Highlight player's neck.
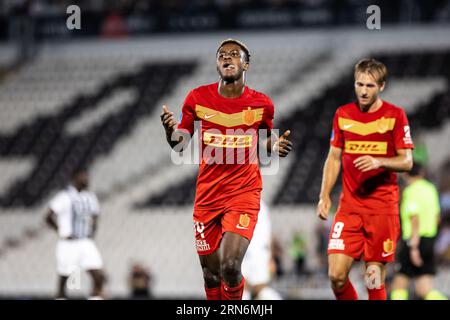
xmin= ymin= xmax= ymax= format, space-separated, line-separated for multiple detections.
xmin=407 ymin=176 xmax=422 ymax=185
xmin=72 ymin=183 xmax=84 ymax=192
xmin=218 ymin=79 xmax=245 ymax=98
xmin=359 ymin=98 xmax=382 ymax=113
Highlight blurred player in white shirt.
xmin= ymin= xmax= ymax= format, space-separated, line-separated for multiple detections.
xmin=45 ymin=167 xmax=105 ymax=299
xmin=242 ymin=201 xmax=282 ymax=300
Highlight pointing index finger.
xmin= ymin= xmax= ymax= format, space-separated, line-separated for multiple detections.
xmin=281 ymin=130 xmax=291 ymax=139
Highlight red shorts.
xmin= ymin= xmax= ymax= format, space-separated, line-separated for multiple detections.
xmin=327 ymin=209 xmax=400 ymax=262
xmin=193 ymin=194 xmax=260 ymax=256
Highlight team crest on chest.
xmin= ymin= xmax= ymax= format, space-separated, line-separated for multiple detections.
xmin=242 ymin=107 xmax=256 ymax=126
xmin=376 ymin=117 xmax=390 ymax=134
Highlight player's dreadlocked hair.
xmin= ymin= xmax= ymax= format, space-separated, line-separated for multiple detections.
xmin=354 ymin=58 xmax=388 ymax=85
xmin=217 ymin=38 xmax=251 ymax=63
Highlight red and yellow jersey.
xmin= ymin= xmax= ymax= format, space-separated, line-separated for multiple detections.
xmin=330 ymin=101 xmax=414 ymax=215
xmin=178 ymin=82 xmax=274 ymax=212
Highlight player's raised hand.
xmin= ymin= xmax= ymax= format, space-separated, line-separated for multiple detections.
xmin=275 ymin=130 xmax=293 ymax=157
xmin=353 ymin=155 xmax=382 ymax=172
xmin=160 ymin=105 xmax=178 ymax=134
xmin=317 ymin=195 xmax=331 ymax=220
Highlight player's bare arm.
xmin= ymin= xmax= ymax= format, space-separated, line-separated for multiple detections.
xmin=45 ymin=209 xmax=58 ymax=231
xmin=160 ymin=105 xmax=185 ymax=150
xmin=91 ymin=215 xmax=99 ymax=238
xmin=408 ymin=214 xmax=423 ymax=267
xmin=265 ymin=130 xmax=293 ymax=157
xmin=353 ymin=148 xmax=413 ymax=173
xmin=317 ymin=146 xmax=342 ymax=220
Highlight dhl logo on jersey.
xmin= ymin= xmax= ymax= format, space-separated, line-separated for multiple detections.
xmin=345 ymin=141 xmax=388 ymax=154
xmin=339 ymin=117 xmax=396 ymax=135
xmin=196 ymin=104 xmax=264 ymax=127
xmin=203 ymin=132 xmax=253 ymax=148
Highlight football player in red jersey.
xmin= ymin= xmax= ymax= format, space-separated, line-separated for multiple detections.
xmin=161 ymin=39 xmax=292 ymax=300
xmin=317 ymin=58 xmax=414 ymax=300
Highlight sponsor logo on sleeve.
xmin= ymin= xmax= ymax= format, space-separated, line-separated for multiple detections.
xmin=403 ymin=126 xmax=413 ymax=145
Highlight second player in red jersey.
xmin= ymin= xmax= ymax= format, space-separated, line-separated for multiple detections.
xmin=317 ymin=58 xmax=413 ymax=300
xmin=331 ymin=100 xmax=413 ymax=215
xmin=161 ymin=39 xmax=292 ymax=300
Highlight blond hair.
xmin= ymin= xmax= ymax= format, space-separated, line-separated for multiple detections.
xmin=354 ymin=58 xmax=388 ymax=85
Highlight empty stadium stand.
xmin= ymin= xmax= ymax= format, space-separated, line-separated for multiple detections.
xmin=0 ymin=57 xmax=196 ymax=207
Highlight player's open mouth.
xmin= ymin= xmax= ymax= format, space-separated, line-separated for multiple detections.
xmin=223 ymin=63 xmax=235 ymax=71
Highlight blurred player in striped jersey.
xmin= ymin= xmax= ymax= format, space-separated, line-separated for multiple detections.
xmin=161 ymin=39 xmax=292 ymax=300
xmin=242 ymin=200 xmax=282 ymax=300
xmin=45 ymin=167 xmax=105 ymax=299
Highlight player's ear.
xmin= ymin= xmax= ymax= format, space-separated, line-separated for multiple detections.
xmin=379 ymin=82 xmax=385 ymax=92
xmin=243 ymin=62 xmax=249 ymax=71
